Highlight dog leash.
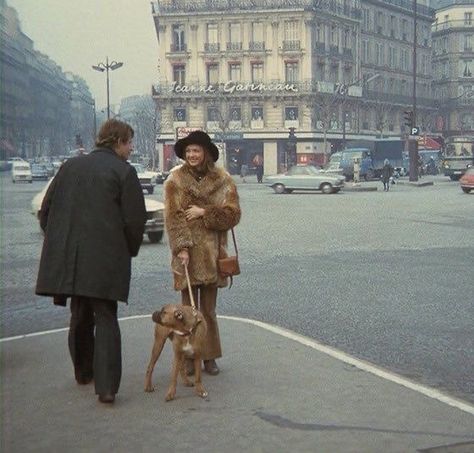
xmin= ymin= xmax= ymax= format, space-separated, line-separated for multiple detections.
xmin=183 ymin=262 xmax=197 ymax=311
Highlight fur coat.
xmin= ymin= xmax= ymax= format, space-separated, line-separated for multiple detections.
xmin=164 ymin=164 xmax=241 ymax=291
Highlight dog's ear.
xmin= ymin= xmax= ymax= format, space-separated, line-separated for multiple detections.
xmin=174 ymin=310 xmax=184 ymax=321
xmin=152 ymin=310 xmax=161 ymax=324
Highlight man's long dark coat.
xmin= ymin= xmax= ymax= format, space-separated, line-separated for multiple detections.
xmin=36 ymin=148 xmax=146 ymax=303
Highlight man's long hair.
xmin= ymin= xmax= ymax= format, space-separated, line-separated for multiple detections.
xmin=95 ymin=119 xmax=134 ymax=150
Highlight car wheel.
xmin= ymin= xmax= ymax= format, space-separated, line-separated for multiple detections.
xmin=273 ymin=183 xmax=286 ymax=194
xmin=321 ymin=183 xmax=333 ymax=194
xmin=147 ymin=187 xmax=154 ymax=195
xmin=148 ymin=231 xmax=163 ymax=243
xmin=462 ymin=187 xmax=471 ymax=193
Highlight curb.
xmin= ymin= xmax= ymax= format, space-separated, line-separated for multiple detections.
xmin=396 ymin=180 xmax=434 ymax=187
xmin=343 ymin=185 xmax=378 ymax=192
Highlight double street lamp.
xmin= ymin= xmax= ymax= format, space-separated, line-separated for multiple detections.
xmin=92 ymin=57 xmax=123 ymax=119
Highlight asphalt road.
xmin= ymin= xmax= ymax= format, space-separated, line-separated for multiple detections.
xmin=1 ymin=172 xmax=473 ymax=405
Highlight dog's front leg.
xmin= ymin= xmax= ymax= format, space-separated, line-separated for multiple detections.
xmin=179 ymin=359 xmax=194 ymax=387
xmin=144 ymin=330 xmax=167 ymax=392
xmin=193 ymin=355 xmax=208 ymax=398
xmin=165 ymin=351 xmax=182 ymax=401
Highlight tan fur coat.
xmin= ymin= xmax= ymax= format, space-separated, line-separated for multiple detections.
xmin=164 ymin=164 xmax=241 ymax=291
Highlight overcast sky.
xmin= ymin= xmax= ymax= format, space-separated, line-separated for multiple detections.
xmin=9 ymin=0 xmax=158 ymax=110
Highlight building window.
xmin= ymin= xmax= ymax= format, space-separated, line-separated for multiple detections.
xmin=251 ymin=107 xmax=263 ymax=120
xmin=207 ymin=64 xmax=219 ymax=85
xmin=172 ymin=24 xmax=186 ymax=51
xmin=251 ymin=22 xmax=264 ymax=42
xmin=174 ymin=108 xmax=186 ymax=121
xmin=251 ymin=62 xmax=264 ymax=82
xmin=173 ymin=65 xmax=185 ymax=85
xmin=227 ymin=22 xmax=242 ymax=50
xmin=285 ymin=61 xmax=299 ymax=83
xmin=207 ymin=23 xmax=218 ymax=43
xmin=285 ymin=107 xmax=298 ymax=120
xmin=465 ymin=13 xmax=472 ymax=25
xmin=330 ymin=25 xmax=338 ymax=46
xmin=465 ymin=34 xmax=473 ymax=51
xmin=229 ymin=106 xmax=241 ymax=121
xmin=284 ymin=20 xmax=299 ymax=41
xmin=229 ymin=63 xmax=241 ymax=81
xmin=207 ymin=107 xmax=219 ymax=122
xmin=362 ymin=8 xmax=369 ymax=31
xmin=462 ymin=60 xmax=473 ymax=78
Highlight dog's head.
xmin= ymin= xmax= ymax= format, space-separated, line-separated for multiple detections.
xmin=152 ymin=304 xmax=197 ymax=329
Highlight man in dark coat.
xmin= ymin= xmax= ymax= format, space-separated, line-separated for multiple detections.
xmin=36 ymin=119 xmax=147 ymax=404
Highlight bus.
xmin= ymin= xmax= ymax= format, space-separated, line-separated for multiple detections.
xmin=442 ymin=136 xmax=474 ymax=180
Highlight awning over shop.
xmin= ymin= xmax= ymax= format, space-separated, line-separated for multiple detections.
xmin=417 ymin=136 xmax=441 ymax=150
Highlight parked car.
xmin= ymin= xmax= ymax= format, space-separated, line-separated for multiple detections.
xmin=264 ymin=165 xmax=345 ymax=194
xmin=31 ymin=164 xmax=49 ymax=181
xmin=31 ymin=179 xmax=165 ymax=243
xmin=11 ymin=161 xmax=32 ymax=183
xmin=460 ymin=166 xmax=474 ymax=193
xmin=130 ymin=163 xmax=157 ymax=194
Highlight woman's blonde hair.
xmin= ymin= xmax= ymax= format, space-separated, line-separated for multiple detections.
xmin=95 ymin=119 xmax=134 ymax=149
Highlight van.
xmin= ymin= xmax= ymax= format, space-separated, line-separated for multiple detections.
xmin=329 ymin=148 xmax=373 ymax=180
xmin=12 ymin=161 xmax=32 ymax=183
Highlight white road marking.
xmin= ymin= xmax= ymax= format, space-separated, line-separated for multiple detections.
xmin=1 ymin=313 xmax=473 ymax=416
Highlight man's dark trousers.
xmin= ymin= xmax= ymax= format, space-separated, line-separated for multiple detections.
xmin=69 ymin=297 xmax=122 ymax=395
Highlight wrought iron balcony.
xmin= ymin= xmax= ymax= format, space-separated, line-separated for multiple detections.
xmin=282 ymin=40 xmax=301 ymax=51
xmin=226 ymin=42 xmax=242 ymax=51
xmin=170 ymin=43 xmax=187 ymax=52
xmin=204 ymin=42 xmax=220 ymax=52
xmin=249 ymin=41 xmax=265 ymax=51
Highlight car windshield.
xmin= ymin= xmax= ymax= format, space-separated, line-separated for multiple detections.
xmin=15 ymin=166 xmax=30 ymax=171
xmin=32 ymin=165 xmax=45 ymax=170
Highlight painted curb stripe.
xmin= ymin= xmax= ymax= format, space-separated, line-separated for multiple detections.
xmin=1 ymin=314 xmax=473 ymax=416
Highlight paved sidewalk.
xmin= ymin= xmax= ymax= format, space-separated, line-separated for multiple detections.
xmin=1 ymin=316 xmax=473 ymax=453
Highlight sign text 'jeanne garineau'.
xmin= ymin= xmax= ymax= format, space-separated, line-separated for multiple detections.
xmin=171 ymin=81 xmax=298 ymax=94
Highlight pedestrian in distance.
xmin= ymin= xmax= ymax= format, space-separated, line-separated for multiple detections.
xmin=35 ymin=119 xmax=147 ymax=404
xmin=164 ymin=130 xmax=241 ymax=376
xmin=381 ymin=158 xmax=394 ymax=192
xmin=252 ymin=153 xmax=264 ymax=183
xmin=240 ymin=162 xmax=249 ymax=183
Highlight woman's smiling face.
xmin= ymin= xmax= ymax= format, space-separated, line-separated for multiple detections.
xmin=185 ymin=144 xmax=205 ymax=167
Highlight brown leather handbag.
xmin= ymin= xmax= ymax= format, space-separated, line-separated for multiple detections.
xmin=217 ymin=228 xmax=240 ymax=280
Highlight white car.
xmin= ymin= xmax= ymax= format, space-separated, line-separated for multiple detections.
xmin=11 ymin=161 xmax=32 ymax=183
xmin=31 ymin=179 xmax=165 ymax=243
xmin=129 ymin=163 xmax=158 ymax=194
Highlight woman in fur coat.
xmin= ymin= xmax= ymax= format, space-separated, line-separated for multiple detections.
xmin=164 ymin=131 xmax=241 ymax=375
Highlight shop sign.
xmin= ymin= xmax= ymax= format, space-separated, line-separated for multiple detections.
xmin=171 ymin=81 xmax=298 ymax=94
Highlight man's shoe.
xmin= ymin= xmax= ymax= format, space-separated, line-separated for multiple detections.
xmin=203 ymin=359 xmax=219 ymax=376
xmin=98 ymin=393 xmax=115 ymax=404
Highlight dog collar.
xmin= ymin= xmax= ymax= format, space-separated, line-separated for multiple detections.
xmin=172 ymin=329 xmax=192 ymax=337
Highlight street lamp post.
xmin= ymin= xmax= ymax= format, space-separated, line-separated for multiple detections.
xmin=92 ymin=57 xmax=123 ymax=119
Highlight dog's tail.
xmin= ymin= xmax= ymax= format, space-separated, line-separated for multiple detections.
xmin=152 ymin=310 xmax=161 ymax=324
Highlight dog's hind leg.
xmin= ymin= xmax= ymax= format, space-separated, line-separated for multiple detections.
xmin=144 ymin=331 xmax=167 ymax=392
xmin=180 ymin=359 xmax=194 ymax=387
xmin=193 ymin=356 xmax=208 ymax=398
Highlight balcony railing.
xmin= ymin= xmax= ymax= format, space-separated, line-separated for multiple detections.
xmin=226 ymin=42 xmax=242 ymax=51
xmin=282 ymin=40 xmax=301 ymax=51
xmin=249 ymin=41 xmax=265 ymax=51
xmin=157 ymin=0 xmax=362 ymax=20
xmin=170 ymin=43 xmax=187 ymax=52
xmin=204 ymin=42 xmax=220 ymax=52
xmin=433 ymin=20 xmax=474 ymax=33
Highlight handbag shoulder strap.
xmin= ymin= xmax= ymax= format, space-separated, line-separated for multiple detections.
xmin=218 ymin=228 xmax=238 ymax=257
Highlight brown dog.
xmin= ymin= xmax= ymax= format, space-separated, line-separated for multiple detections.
xmin=144 ymin=304 xmax=208 ymax=401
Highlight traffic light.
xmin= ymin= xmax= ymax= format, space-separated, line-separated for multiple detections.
xmin=404 ymin=110 xmax=414 ymax=128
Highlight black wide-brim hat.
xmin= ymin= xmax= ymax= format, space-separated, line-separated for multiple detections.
xmin=174 ymin=130 xmax=219 ymax=162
